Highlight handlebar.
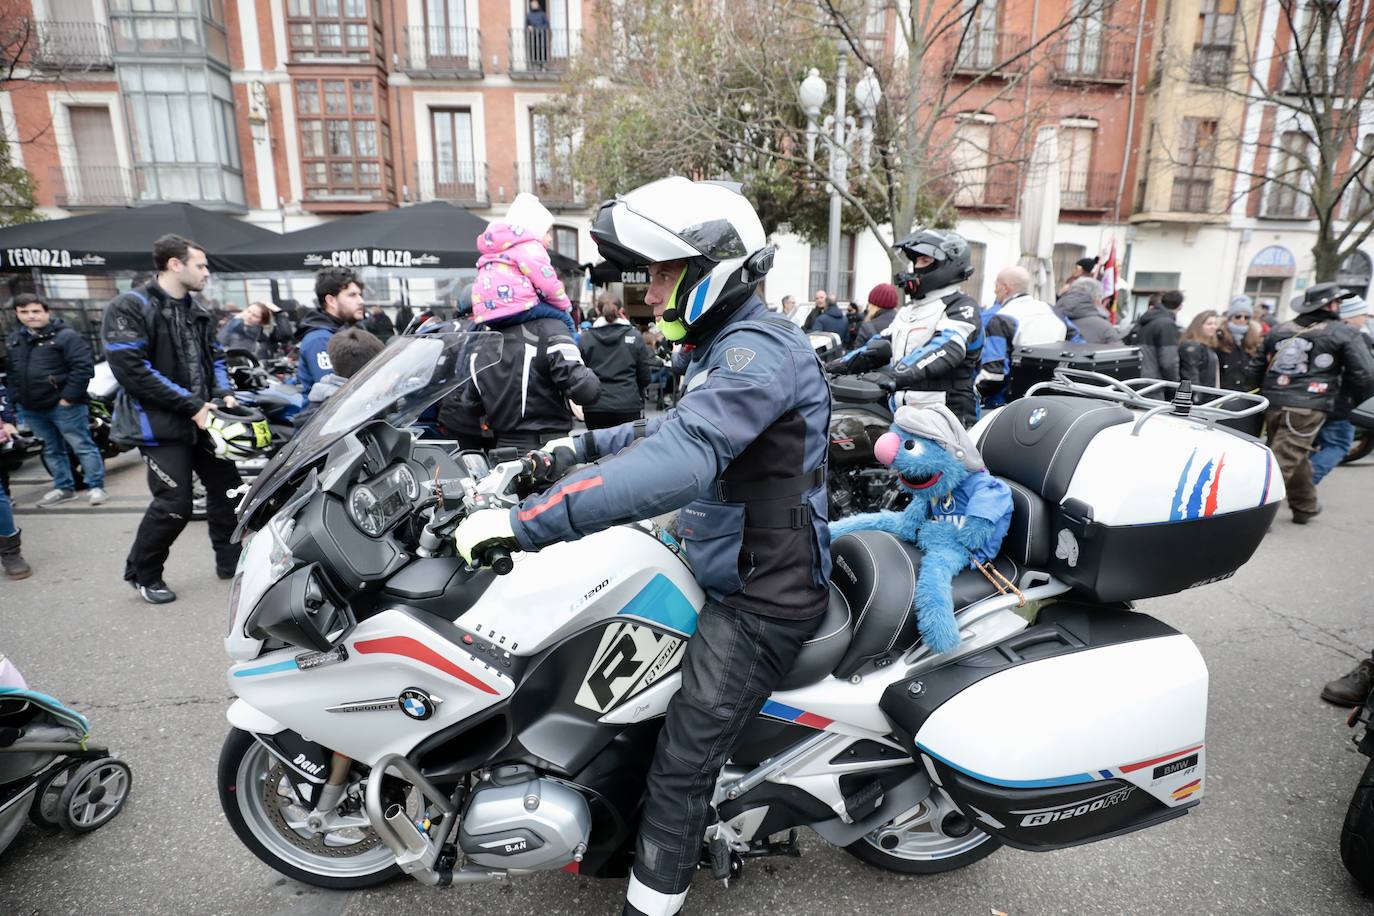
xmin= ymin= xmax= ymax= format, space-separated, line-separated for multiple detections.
xmin=477 ymin=545 xmax=515 ymax=576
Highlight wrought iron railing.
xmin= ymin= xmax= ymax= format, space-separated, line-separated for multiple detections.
xmin=50 ymin=165 xmax=136 ymax=208
xmin=32 ymin=21 xmax=114 ymax=69
xmin=508 ymin=27 xmax=579 ymax=74
xmin=398 ymin=26 xmax=481 ymax=76
xmin=412 ymin=160 xmax=489 ymax=205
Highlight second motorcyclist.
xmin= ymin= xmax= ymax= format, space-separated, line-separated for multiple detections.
xmin=452 ymin=177 xmax=832 ymax=916
xmin=831 ymin=228 xmax=985 ymax=427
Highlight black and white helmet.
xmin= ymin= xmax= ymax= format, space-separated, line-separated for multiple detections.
xmin=893 ymin=228 xmax=974 ymax=297
xmin=590 ymin=177 xmax=775 ymax=341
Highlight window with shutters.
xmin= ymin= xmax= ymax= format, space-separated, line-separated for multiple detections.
xmin=1191 ymin=0 xmax=1235 ymax=86
xmin=286 ymin=0 xmax=383 ymax=62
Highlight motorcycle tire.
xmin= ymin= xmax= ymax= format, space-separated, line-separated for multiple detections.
xmin=218 ymin=728 xmax=400 ymax=890
xmin=1340 ymin=756 xmax=1374 ymax=893
xmin=843 ymin=798 xmax=1001 ymax=875
xmin=1342 ymin=431 xmax=1374 ymax=466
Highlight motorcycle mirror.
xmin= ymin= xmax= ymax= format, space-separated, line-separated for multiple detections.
xmin=1350 ymin=396 xmax=1374 ymax=431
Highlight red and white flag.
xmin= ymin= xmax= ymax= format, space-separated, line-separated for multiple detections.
xmin=1098 ymin=237 xmax=1119 ymax=321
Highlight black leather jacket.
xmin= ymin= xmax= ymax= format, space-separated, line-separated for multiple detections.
xmin=102 ymin=282 xmax=232 ymax=447
xmin=1251 ymin=314 xmax=1374 ymax=414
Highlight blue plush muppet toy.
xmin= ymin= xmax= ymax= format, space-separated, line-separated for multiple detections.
xmin=830 ymin=404 xmax=1014 ymax=654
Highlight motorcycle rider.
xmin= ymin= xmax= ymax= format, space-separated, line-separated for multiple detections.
xmin=102 ymin=234 xmax=243 ymax=604
xmin=1251 ymin=282 xmax=1374 ymax=524
xmin=978 ymin=266 xmax=1070 ymax=405
xmin=830 ymin=228 xmax=984 ymax=427
xmin=452 ymin=177 xmax=832 ymax=916
xmin=295 ymin=267 xmax=366 ymax=397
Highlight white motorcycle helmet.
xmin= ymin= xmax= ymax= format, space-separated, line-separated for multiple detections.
xmin=590 ymin=177 xmax=775 ymax=342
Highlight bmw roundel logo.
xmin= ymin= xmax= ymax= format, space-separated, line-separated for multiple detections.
xmin=398 ymin=688 xmax=437 ymax=721
xmin=1028 ymin=407 xmax=1048 ymax=429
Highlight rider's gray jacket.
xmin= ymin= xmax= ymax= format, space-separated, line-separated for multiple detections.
xmin=509 ymin=298 xmax=833 ymax=619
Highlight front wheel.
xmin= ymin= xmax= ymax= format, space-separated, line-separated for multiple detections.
xmin=1340 ymin=756 xmax=1374 ymax=893
xmin=844 ymin=793 xmax=1001 ymax=875
xmin=217 ymin=728 xmax=399 ymax=889
xmin=1342 ymin=431 xmax=1374 ymax=466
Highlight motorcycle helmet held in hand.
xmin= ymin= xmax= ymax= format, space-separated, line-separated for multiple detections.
xmin=205 ymin=403 xmax=272 ymax=460
xmin=892 ymin=228 xmax=974 ymax=298
xmin=589 ymin=177 xmax=775 ymax=342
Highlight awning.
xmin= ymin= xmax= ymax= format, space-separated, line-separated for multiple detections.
xmin=0 ymin=203 xmax=278 ymax=273
xmin=214 ymin=201 xmax=492 ymax=273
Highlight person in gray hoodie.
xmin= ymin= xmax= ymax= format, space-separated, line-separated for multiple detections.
xmin=1054 ymin=277 xmax=1122 ymax=345
xmin=291 ymin=327 xmax=384 ymax=427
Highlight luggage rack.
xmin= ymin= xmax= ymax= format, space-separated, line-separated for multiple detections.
xmin=1025 ymin=368 xmax=1270 ymax=436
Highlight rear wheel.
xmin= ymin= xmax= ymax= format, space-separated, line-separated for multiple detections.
xmin=1340 ymin=756 xmax=1374 ymax=893
xmin=1342 ymin=431 xmax=1374 ymax=465
xmin=218 ymin=728 xmax=400 ymax=889
xmin=844 ymin=793 xmax=1000 ymax=875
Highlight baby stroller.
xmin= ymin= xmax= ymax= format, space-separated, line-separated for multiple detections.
xmin=0 ymin=655 xmax=131 ymax=857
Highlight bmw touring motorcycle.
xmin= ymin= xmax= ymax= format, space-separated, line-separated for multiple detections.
xmin=221 ymin=333 xmax=1281 ymax=893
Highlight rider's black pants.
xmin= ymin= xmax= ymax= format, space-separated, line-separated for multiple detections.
xmin=124 ymin=436 xmax=242 ymax=585
xmin=625 ymin=599 xmax=819 ymax=916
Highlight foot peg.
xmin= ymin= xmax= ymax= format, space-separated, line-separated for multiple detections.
xmin=842 ymin=780 xmax=885 ymax=823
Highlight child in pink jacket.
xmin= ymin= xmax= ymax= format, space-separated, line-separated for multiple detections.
xmin=472 ymin=193 xmax=575 ymax=330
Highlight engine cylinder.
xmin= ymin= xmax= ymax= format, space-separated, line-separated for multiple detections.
xmin=458 ymin=773 xmax=592 ymax=871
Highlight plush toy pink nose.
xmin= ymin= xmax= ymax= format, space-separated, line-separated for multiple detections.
xmin=874 ymin=432 xmax=900 ymax=467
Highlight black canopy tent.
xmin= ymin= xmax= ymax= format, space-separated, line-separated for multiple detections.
xmin=215 ymin=201 xmax=493 ymax=273
xmin=0 ymin=203 xmax=279 ymax=273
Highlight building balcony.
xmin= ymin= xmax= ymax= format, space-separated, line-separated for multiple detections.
xmin=1060 ymin=171 xmax=1118 ymax=211
xmin=945 ymin=31 xmax=1027 ymax=78
xmin=1189 ymin=43 xmax=1233 ymax=87
xmin=508 ymin=27 xmax=580 ymax=77
xmin=50 ymin=165 xmax=136 ymax=208
xmin=930 ymin=164 xmax=1019 ymax=210
xmin=31 ymin=21 xmax=114 ymax=70
xmin=1051 ymin=37 xmax=1133 ymax=85
xmin=413 ymin=160 xmax=489 ymax=206
xmin=516 ymin=161 xmax=583 ymax=208
xmin=397 ymin=26 xmax=481 ymax=77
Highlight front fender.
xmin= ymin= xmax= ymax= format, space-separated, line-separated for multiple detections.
xmin=227 ymin=698 xmax=286 ymax=735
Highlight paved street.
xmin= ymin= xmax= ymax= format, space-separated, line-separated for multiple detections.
xmin=2 ymin=448 xmax=1372 ymax=915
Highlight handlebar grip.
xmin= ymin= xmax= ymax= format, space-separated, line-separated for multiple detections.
xmin=480 ymin=545 xmax=515 ymax=575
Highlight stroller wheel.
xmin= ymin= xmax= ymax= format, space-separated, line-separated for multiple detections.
xmin=58 ymin=757 xmax=132 ymax=833
xmin=29 ymin=762 xmax=80 ymax=830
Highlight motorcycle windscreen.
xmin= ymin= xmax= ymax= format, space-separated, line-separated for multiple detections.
xmin=881 ymin=606 xmax=1207 ymax=852
xmin=235 ymin=331 xmax=500 ymax=536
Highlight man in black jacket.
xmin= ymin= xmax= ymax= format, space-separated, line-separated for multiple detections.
xmin=102 ymin=234 xmax=242 ymax=604
xmin=8 ymin=294 xmax=105 ymax=506
xmin=1135 ymin=289 xmax=1183 ymax=381
xmin=578 ymin=299 xmax=655 ymax=429
xmin=1251 ymin=282 xmax=1374 ymax=524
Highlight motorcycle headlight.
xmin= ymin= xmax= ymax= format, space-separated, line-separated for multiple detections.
xmin=348 ymin=485 xmax=384 ymax=536
xmin=230 ymin=516 xmax=296 ymax=632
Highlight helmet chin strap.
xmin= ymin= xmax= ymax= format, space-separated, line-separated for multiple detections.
xmin=655 ymin=269 xmax=688 ymax=341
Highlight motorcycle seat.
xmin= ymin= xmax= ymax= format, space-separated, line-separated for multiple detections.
xmin=828 ymin=530 xmax=1023 ymax=679
xmin=778 ymin=583 xmax=853 ymax=690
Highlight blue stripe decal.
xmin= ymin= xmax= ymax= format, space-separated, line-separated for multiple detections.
xmin=900 ymin=329 xmax=956 ymax=366
xmin=1258 ymin=445 xmax=1273 ymax=505
xmin=1099 ymin=769 xmax=1114 ymax=779
xmin=761 ymin=699 xmax=804 ymax=721
xmin=1184 ymin=458 xmax=1213 ymax=521
xmin=617 ymin=573 xmax=698 ymax=636
xmin=686 ymin=281 xmax=711 ymax=323
xmin=1169 ymin=448 xmax=1197 ymax=521
xmin=918 ymin=743 xmax=1096 ymax=788
xmin=105 ymin=340 xmax=145 ymax=351
xmin=232 ymin=658 xmax=299 ymax=678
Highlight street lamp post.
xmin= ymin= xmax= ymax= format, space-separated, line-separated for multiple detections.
xmin=799 ymin=51 xmax=881 ymax=300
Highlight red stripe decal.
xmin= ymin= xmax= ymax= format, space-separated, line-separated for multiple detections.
xmin=1174 ymin=779 xmax=1201 ymax=792
xmin=353 ymin=636 xmax=499 ymax=695
xmin=561 ymin=861 xmax=580 ymax=874
xmin=1120 ymin=744 xmax=1204 ymax=774
xmin=1203 ymin=454 xmax=1226 ymax=517
xmin=796 ymin=712 xmax=833 ymax=730
xmin=517 ymin=475 xmax=605 ymax=522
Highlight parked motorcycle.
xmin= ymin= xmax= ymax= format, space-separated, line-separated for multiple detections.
xmin=826 ymin=368 xmax=903 ymax=519
xmin=219 ymin=336 xmax=1280 ymax=897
